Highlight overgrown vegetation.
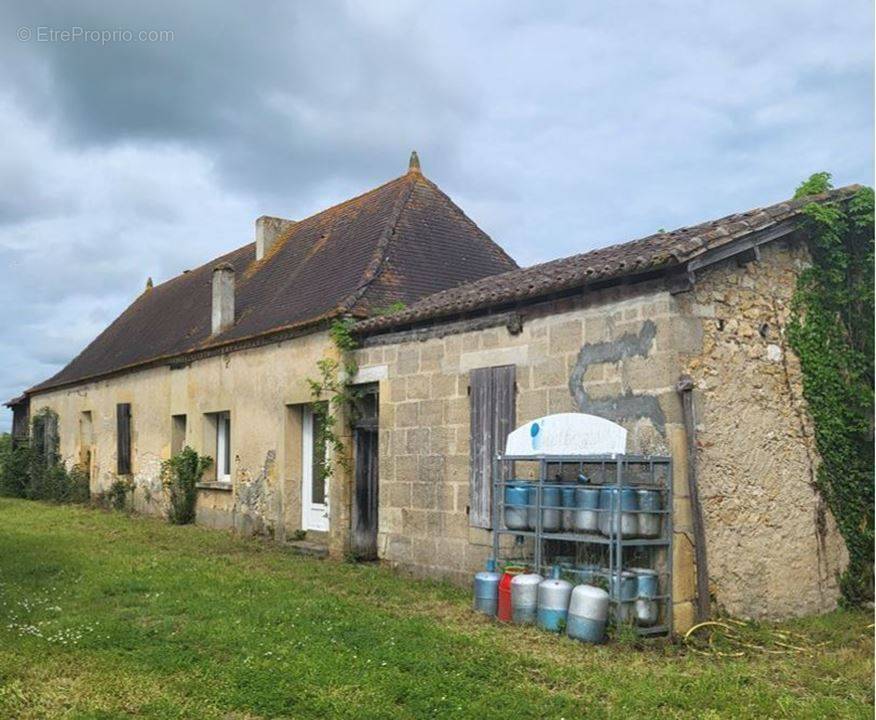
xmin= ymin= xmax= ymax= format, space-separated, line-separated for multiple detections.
xmin=161 ymin=446 xmax=212 ymax=524
xmin=787 ymin=172 xmax=874 ymax=605
xmin=0 ymin=409 xmax=89 ymax=504
xmin=106 ymin=478 xmax=133 ymax=512
xmin=306 ymin=317 xmax=361 ymax=479
xmin=0 ymin=499 xmax=872 ymax=719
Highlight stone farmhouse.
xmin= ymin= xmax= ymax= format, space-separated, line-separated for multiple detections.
xmin=8 ymin=153 xmax=855 ymax=631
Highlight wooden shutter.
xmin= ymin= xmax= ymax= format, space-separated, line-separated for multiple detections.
xmin=117 ymin=403 xmax=132 ymax=475
xmin=469 ymin=365 xmax=516 ymax=528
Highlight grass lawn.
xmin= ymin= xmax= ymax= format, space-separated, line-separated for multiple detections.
xmin=0 ymin=498 xmax=872 ymax=719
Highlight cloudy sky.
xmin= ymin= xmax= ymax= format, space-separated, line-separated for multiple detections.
xmin=1 ymin=1 xmax=872 ymax=431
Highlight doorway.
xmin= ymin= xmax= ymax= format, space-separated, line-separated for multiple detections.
xmin=301 ymin=405 xmax=329 ymax=532
xmin=351 ymin=384 xmax=379 ymax=559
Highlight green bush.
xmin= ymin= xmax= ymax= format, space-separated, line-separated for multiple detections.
xmin=0 ymin=418 xmax=91 ymax=505
xmin=161 ymin=446 xmax=212 ymax=525
xmin=108 ymin=478 xmax=132 ymax=511
xmin=0 ymin=436 xmax=31 ymax=497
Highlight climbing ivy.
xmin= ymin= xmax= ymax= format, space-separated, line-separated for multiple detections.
xmin=306 ymin=317 xmax=361 ymax=480
xmin=307 ymin=305 xmax=405 ymax=482
xmin=786 ymin=172 xmax=874 ymax=605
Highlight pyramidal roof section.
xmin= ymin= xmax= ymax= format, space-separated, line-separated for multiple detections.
xmin=29 ymin=154 xmax=518 ymax=393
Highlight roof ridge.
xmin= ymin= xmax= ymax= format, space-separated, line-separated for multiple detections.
xmin=337 ymin=173 xmax=419 ymax=315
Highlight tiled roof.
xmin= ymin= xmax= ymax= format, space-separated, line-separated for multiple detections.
xmin=355 ymin=185 xmax=861 ymax=335
xmin=29 ymin=164 xmax=517 ymax=393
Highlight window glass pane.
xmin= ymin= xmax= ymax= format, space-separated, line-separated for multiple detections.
xmin=311 ymin=410 xmax=326 ymax=505
xmin=223 ymin=415 xmax=231 ymax=477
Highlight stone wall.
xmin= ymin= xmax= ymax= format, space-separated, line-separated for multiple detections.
xmin=677 ymin=241 xmax=848 ymax=618
xmin=27 ymin=330 xmax=353 ymax=556
xmin=356 ymin=281 xmax=699 ymax=630
xmin=26 ymin=236 xmax=848 ymax=626
xmin=358 ymin=239 xmax=849 ymax=625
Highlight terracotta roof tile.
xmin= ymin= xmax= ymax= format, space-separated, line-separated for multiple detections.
xmin=29 ymin=167 xmax=517 ymax=393
xmin=355 ymin=185 xmax=861 ymax=335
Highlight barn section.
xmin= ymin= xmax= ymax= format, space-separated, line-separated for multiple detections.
xmin=352 ymin=188 xmax=855 ymax=626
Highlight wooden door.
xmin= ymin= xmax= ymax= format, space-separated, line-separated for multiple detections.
xmin=352 ymin=385 xmax=379 ymax=559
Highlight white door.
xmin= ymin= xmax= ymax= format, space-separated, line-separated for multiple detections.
xmin=302 ymin=406 xmax=329 ymax=531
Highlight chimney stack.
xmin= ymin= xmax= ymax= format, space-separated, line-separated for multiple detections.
xmin=255 ymin=215 xmax=296 ymax=261
xmin=211 ymin=262 xmax=235 ymax=335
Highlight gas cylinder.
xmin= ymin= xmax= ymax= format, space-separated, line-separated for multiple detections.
xmin=527 ymin=485 xmax=561 ymax=532
xmin=473 ymin=558 xmax=502 ymax=616
xmin=503 ymin=482 xmax=530 ymax=531
xmin=573 ymin=486 xmax=600 ymax=533
xmin=635 ymin=598 xmax=659 ymax=627
xmin=619 ymin=488 xmax=639 ymax=537
xmin=537 ymin=567 xmax=572 ymax=632
xmin=637 ymin=488 xmax=662 ymax=538
xmin=597 ymin=487 xmax=614 ymax=536
xmin=598 ymin=487 xmax=638 ymax=537
xmin=497 ymin=566 xmax=524 ymax=623
xmin=566 ymin=584 xmax=609 ymax=643
xmin=630 ymin=567 xmax=658 ymax=599
xmin=609 ymin=570 xmax=638 ymax=602
xmin=510 ymin=573 xmax=543 ymax=624
xmin=560 ymin=486 xmax=576 ymax=532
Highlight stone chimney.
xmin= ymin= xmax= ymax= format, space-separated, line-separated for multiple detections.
xmin=255 ymin=215 xmax=296 ymax=261
xmin=211 ymin=262 xmax=235 ymax=335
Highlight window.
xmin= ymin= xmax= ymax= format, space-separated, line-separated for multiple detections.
xmin=215 ymin=412 xmax=231 ymax=483
xmin=171 ymin=414 xmax=187 ymax=455
xmin=469 ymin=365 xmax=516 ymax=528
xmin=117 ymin=403 xmax=132 ymax=475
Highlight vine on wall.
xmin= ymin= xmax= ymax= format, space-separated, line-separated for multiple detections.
xmin=306 ymin=317 xmax=361 ymax=480
xmin=787 ymin=172 xmax=874 ymax=605
xmin=306 ymin=304 xmax=405 ymax=482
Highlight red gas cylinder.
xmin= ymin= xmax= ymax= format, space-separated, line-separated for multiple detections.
xmin=497 ymin=567 xmax=524 ymax=623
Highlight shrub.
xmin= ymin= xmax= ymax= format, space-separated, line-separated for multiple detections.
xmin=108 ymin=478 xmax=132 ymax=511
xmin=0 ymin=439 xmax=91 ymax=505
xmin=0 ymin=439 xmax=32 ymax=498
xmin=162 ymin=446 xmax=212 ymax=525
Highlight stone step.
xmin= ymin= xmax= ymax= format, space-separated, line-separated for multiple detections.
xmin=286 ymin=539 xmax=329 ymax=558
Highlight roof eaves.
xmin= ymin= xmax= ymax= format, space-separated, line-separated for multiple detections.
xmin=353 ymin=184 xmax=862 ymax=336
xmin=26 ymin=309 xmax=342 ymax=396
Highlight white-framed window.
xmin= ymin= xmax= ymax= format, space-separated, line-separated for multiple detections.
xmin=215 ymin=411 xmax=231 ymax=482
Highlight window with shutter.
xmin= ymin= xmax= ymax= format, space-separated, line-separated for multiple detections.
xmin=117 ymin=403 xmax=132 ymax=475
xmin=469 ymin=365 xmax=516 ymax=528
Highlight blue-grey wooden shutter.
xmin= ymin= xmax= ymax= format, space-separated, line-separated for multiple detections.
xmin=469 ymin=365 xmax=516 ymax=528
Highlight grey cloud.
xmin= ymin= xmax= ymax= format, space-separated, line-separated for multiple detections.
xmin=0 ymin=0 xmax=872 ymax=430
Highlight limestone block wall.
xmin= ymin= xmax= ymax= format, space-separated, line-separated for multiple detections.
xmin=27 ymin=331 xmax=353 ymax=555
xmin=677 ymin=241 xmax=848 ymax=618
xmin=356 ymin=281 xmax=699 ymax=629
xmin=24 ymin=237 xmax=846 ymax=625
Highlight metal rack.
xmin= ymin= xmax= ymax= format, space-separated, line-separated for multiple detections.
xmin=491 ymin=453 xmax=673 ymax=636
